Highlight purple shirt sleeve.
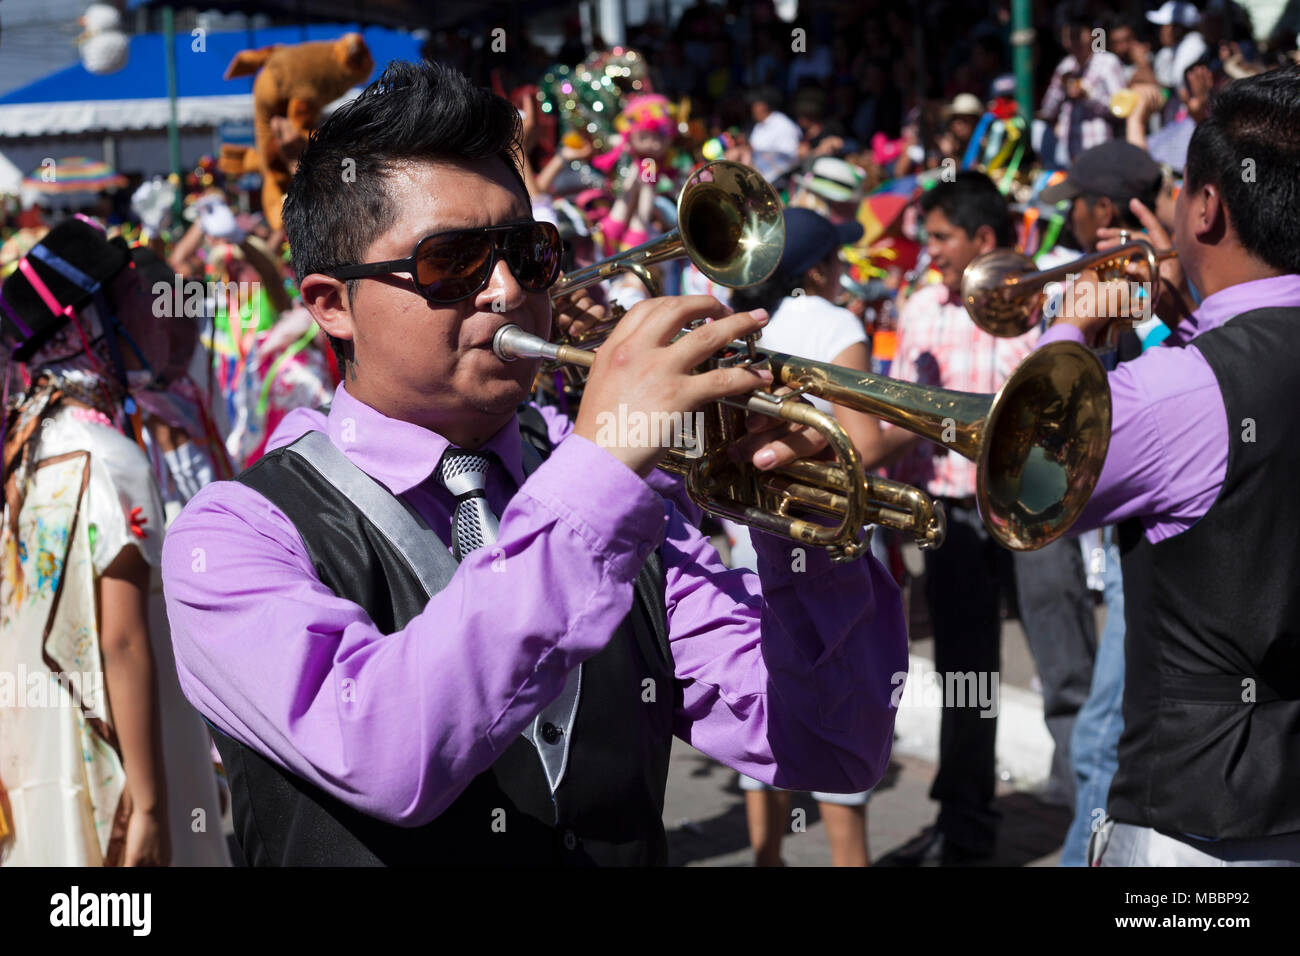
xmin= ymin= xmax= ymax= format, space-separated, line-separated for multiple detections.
xmin=1037 ymin=323 xmax=1228 ymax=542
xmin=662 ymin=516 xmax=907 ymax=791
xmin=536 ymin=403 xmax=705 ymax=524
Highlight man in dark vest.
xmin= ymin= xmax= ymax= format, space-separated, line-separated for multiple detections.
xmin=160 ymin=59 xmax=908 ymax=866
xmin=1039 ymin=63 xmax=1300 ymax=865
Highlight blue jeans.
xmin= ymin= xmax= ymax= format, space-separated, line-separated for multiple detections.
xmin=1061 ymin=527 xmax=1126 ymax=866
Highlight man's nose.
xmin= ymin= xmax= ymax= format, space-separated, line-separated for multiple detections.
xmin=476 ymin=255 xmax=527 ymax=314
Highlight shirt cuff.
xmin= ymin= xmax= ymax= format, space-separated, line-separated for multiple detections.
xmin=750 ymin=525 xmax=843 ymax=582
xmin=1038 ymin=322 xmax=1087 ymax=348
xmin=518 ymin=433 xmax=667 ymax=581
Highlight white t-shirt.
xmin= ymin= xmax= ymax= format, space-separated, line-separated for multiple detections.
xmin=758 ymin=293 xmax=869 ymax=412
xmin=750 ymin=110 xmax=802 ymax=182
xmin=725 ymin=292 xmax=874 ymax=584
xmin=1154 ymin=30 xmax=1207 ymax=89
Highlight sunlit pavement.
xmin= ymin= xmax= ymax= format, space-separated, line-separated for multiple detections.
xmin=663 ymin=581 xmax=1098 ymax=867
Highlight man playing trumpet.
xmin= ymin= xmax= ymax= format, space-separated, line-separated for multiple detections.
xmin=1043 ymin=64 xmax=1300 ymax=866
xmin=161 ymin=60 xmax=908 ymax=866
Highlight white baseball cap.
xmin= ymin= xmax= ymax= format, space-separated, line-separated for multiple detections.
xmin=944 ymin=93 xmax=986 ymax=118
xmin=1146 ymin=2 xmax=1200 ymax=26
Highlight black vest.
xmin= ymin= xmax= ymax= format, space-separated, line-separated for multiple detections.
xmin=1110 ymin=307 xmax=1300 ymax=839
xmin=211 ymin=407 xmax=678 ymax=865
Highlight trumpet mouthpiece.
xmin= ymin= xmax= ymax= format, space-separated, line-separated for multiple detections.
xmin=492 ymin=324 xmax=552 ymax=362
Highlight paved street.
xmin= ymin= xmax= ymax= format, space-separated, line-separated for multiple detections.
xmin=663 ymin=562 xmax=1103 ymax=867
xmin=664 ymin=745 xmax=1072 ymax=867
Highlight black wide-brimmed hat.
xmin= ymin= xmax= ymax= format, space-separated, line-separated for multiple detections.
xmin=0 ymin=219 xmax=131 ymax=362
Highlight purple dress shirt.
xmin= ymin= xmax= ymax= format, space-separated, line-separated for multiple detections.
xmin=1038 ymin=275 xmax=1300 ymax=542
xmin=163 ymin=384 xmax=907 ymax=826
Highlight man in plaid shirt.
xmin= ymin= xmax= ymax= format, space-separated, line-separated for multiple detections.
xmin=1040 ymin=3 xmax=1128 ymax=166
xmin=870 ymin=172 xmax=1097 ymax=865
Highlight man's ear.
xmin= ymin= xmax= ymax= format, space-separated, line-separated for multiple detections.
xmin=973 ymin=223 xmax=998 ymax=255
xmin=299 ymin=273 xmax=355 ymax=345
xmin=1196 ymin=182 xmax=1227 ymax=245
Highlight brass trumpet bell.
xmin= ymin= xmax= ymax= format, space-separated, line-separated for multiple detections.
xmin=549 ymin=159 xmax=785 ymax=303
xmin=543 ymin=160 xmax=785 ymax=401
xmin=763 ymin=339 xmax=1112 ymax=551
xmin=974 ymin=341 xmax=1112 ymax=549
xmin=960 ymin=248 xmax=1042 ymax=337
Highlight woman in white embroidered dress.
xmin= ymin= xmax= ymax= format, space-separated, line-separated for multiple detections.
xmin=1 ymin=221 xmax=228 ymax=866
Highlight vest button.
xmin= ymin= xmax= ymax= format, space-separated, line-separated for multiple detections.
xmin=541 ymin=722 xmax=562 ymax=744
xmin=563 ymin=829 xmax=577 ymax=850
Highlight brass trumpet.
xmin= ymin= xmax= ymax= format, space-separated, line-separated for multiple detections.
xmin=494 ymin=324 xmax=1112 ymax=558
xmin=962 ymin=238 xmax=1177 ymax=344
xmin=549 ymin=160 xmax=786 ymax=341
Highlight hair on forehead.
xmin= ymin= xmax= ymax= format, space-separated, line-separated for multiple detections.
xmin=919 ymin=171 xmax=1014 ymax=246
xmin=281 ymin=59 xmax=526 ymax=366
xmin=284 ymin=59 xmax=525 ymax=283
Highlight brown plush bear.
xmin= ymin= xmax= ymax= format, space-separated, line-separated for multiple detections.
xmin=219 ymin=33 xmax=374 ymax=229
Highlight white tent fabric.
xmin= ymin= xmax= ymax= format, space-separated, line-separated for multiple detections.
xmin=0 ymin=95 xmax=254 ymax=138
xmin=0 ymin=150 xmax=23 ymax=194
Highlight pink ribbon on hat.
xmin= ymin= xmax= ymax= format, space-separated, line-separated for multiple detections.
xmin=872 ymin=132 xmax=904 ymax=167
xmin=15 ymin=256 xmax=106 ymax=377
xmin=74 ymin=213 xmax=107 ymax=234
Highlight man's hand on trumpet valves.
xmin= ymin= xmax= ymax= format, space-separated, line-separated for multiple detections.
xmin=1058 ymin=266 xmax=1133 ymax=346
xmin=1095 ymin=197 xmax=1194 ymax=325
xmin=551 ymin=285 xmax=609 ymax=341
xmin=571 ymin=295 xmax=776 ymax=479
xmin=726 ymin=393 xmax=832 ymax=471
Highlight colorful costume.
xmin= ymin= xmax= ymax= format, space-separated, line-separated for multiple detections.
xmin=0 ymin=223 xmax=229 ymax=865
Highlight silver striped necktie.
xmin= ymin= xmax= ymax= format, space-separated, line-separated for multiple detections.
xmin=437 ymin=444 xmax=582 ymax=788
xmin=435 ymin=449 xmax=500 ymax=561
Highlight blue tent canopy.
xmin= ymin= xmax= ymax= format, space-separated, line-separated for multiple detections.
xmin=0 ymin=24 xmax=423 ymax=135
xmin=120 ymin=0 xmax=526 ymax=32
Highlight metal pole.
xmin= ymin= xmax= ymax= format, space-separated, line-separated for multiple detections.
xmin=599 ymin=0 xmax=626 ymax=48
xmin=580 ymin=1 xmax=594 ymax=50
xmin=1011 ymin=0 xmax=1035 ymax=121
xmin=164 ymin=6 xmax=184 ymax=222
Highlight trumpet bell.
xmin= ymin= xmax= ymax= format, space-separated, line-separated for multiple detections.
xmin=961 ymin=248 xmax=1042 ymax=337
xmin=979 ymin=340 xmax=1112 ymax=549
xmin=678 ymin=161 xmax=786 ymax=288
xmin=549 ymin=160 xmax=785 ymax=302
xmin=764 ymin=338 xmax=1111 ymax=551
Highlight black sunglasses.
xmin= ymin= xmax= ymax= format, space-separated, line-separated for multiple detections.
xmin=328 ymin=221 xmax=563 ymax=304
